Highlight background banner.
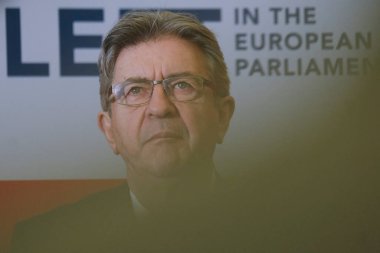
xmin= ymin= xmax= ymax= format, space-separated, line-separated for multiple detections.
xmin=1 ymin=0 xmax=379 ymax=179
xmin=0 ymin=0 xmax=379 ymax=252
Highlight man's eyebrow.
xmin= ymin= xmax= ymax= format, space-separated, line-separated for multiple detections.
xmin=165 ymin=72 xmax=198 ymax=78
xmin=121 ymin=77 xmax=150 ymax=84
xmin=121 ymin=72 xmax=201 ymax=83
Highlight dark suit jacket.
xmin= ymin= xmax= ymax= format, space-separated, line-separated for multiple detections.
xmin=10 ymin=184 xmax=139 ymax=253
xmin=10 ymin=183 xmax=230 ymax=253
xmin=13 ymin=173 xmax=378 ymax=253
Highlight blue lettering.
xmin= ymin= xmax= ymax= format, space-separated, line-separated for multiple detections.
xmin=5 ymin=8 xmax=221 ymax=78
xmin=119 ymin=9 xmax=221 ymax=23
xmin=59 ymin=9 xmax=103 ymax=76
xmin=6 ymin=8 xmax=49 ymax=76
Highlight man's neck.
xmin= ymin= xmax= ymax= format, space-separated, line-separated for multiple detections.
xmin=126 ymin=161 xmax=216 ymax=214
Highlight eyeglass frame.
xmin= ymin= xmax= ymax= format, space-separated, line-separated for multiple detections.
xmin=108 ymin=74 xmax=214 ymax=107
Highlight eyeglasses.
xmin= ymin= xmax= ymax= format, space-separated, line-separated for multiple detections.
xmin=110 ymin=75 xmax=212 ymax=107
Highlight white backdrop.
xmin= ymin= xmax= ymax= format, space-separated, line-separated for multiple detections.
xmin=0 ymin=0 xmax=379 ymax=179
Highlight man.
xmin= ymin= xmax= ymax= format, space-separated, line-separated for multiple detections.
xmin=97 ymin=10 xmax=234 ymax=214
xmin=11 ymin=11 xmax=234 ymax=253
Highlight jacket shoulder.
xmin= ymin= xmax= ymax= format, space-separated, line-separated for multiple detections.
xmin=11 ymin=183 xmax=133 ymax=253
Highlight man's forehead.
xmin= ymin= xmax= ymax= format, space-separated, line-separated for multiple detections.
xmin=113 ymin=37 xmax=210 ymax=82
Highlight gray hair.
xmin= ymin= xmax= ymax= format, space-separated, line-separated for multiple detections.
xmin=98 ymin=11 xmax=230 ymax=112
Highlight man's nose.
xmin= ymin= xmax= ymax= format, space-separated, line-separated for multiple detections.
xmin=146 ymin=84 xmax=177 ymax=117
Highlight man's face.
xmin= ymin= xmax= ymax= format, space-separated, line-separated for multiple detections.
xmin=99 ymin=36 xmax=233 ymax=179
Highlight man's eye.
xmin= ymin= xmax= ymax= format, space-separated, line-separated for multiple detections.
xmin=174 ymin=82 xmax=192 ymax=89
xmin=127 ymin=86 xmax=143 ymax=96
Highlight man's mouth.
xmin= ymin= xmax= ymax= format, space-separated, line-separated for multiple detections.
xmin=147 ymin=132 xmax=182 ymax=142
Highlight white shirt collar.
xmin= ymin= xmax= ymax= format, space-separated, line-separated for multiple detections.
xmin=129 ymin=190 xmax=149 ymax=218
xmin=128 ymin=169 xmax=218 ymax=217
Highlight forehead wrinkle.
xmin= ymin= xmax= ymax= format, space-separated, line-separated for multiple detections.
xmin=115 ymin=37 xmax=210 ymax=84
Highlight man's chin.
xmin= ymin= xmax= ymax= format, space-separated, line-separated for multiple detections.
xmin=139 ymin=143 xmax=190 ymax=177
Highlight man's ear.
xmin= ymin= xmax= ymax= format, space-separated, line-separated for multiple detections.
xmin=97 ymin=111 xmax=119 ymax=155
xmin=216 ymin=96 xmax=235 ymax=144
